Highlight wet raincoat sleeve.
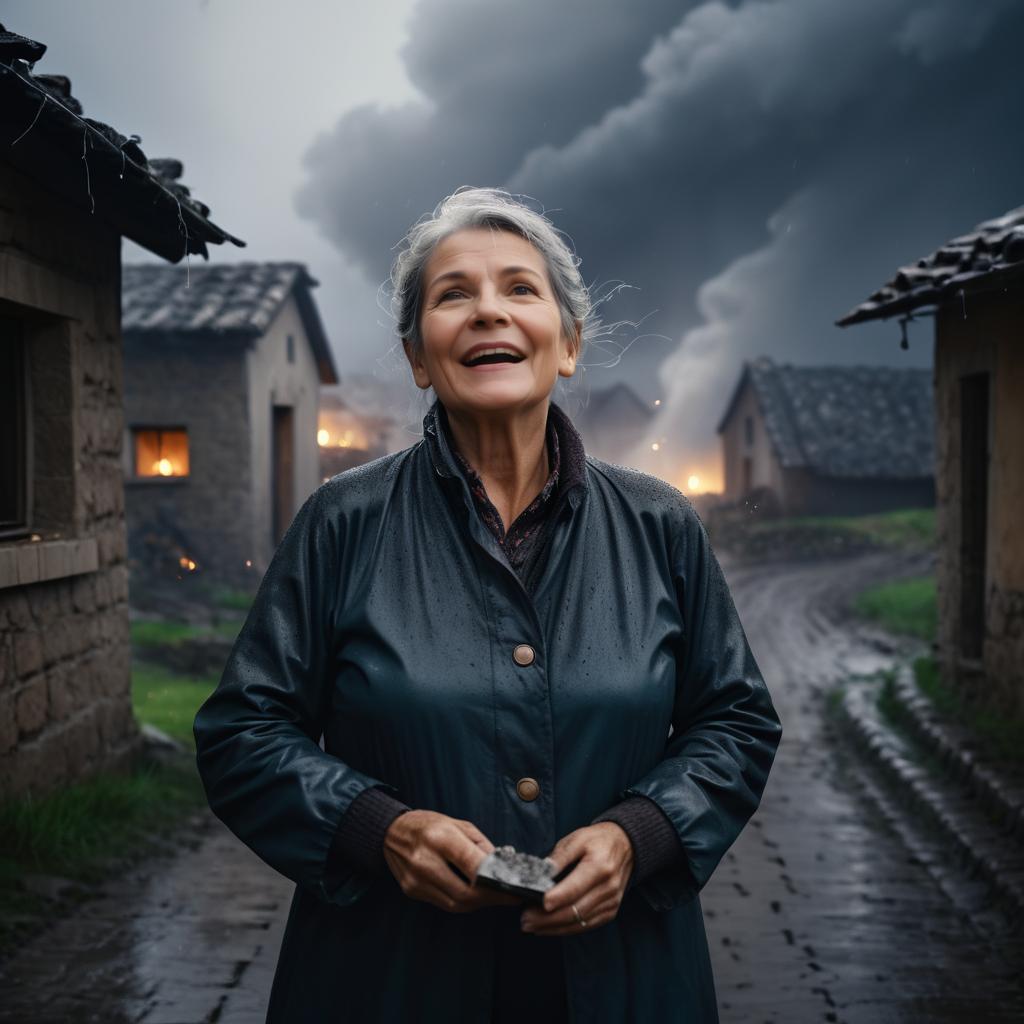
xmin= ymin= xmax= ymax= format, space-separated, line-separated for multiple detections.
xmin=620 ymin=498 xmax=783 ymax=912
xmin=192 ymin=484 xmax=401 ymax=908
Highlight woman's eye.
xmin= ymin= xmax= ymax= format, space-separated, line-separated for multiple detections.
xmin=438 ymin=289 xmax=464 ymax=302
xmin=512 ymin=284 xmax=534 ymax=295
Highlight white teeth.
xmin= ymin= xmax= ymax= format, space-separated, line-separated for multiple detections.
xmin=463 ymin=347 xmax=524 ymax=364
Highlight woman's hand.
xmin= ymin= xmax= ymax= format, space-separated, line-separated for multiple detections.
xmin=383 ymin=809 xmax=524 ymax=913
xmin=520 ymin=823 xmax=634 ymax=935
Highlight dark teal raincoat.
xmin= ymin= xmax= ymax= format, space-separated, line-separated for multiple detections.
xmin=194 ymin=401 xmax=782 ymax=1022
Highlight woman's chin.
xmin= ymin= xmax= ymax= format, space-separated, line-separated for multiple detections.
xmin=443 ymin=382 xmax=549 ymax=414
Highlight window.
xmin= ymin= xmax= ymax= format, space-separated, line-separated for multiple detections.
xmin=286 ymin=334 xmax=295 ymax=364
xmin=744 ymin=415 xmax=754 ymax=446
xmin=0 ymin=316 xmax=30 ymax=539
xmin=133 ymin=428 xmax=190 ymax=478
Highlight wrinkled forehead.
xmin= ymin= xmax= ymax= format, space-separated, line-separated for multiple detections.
xmin=423 ymin=227 xmax=549 ymax=284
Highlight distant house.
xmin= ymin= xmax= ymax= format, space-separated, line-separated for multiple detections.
xmin=838 ymin=204 xmax=1024 ymax=715
xmin=0 ymin=23 xmax=241 ymax=797
xmin=121 ymin=263 xmax=338 ymax=587
xmin=572 ymin=382 xmax=655 ymax=465
xmin=317 ymin=374 xmax=411 ymax=480
xmin=716 ymin=356 xmax=935 ymax=516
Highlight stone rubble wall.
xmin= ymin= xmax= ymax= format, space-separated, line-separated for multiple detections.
xmin=0 ymin=160 xmax=142 ymax=799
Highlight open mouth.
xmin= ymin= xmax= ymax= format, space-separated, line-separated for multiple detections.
xmin=462 ymin=348 xmax=527 ymax=368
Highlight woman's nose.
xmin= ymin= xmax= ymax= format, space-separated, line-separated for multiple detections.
xmin=472 ymin=287 xmax=509 ymax=326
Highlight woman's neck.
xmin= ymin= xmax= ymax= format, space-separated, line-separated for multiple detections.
xmin=444 ymin=400 xmax=551 ymax=528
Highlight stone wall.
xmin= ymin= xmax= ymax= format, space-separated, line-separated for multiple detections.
xmin=122 ymin=328 xmax=256 ymax=588
xmin=0 ymin=160 xmax=141 ymax=799
xmin=934 ymin=288 xmax=1024 ymax=715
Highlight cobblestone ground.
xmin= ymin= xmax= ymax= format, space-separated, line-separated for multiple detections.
xmin=0 ymin=814 xmax=293 ymax=1023
xmin=704 ymin=551 xmax=1024 ymax=1023
xmin=2 ymin=552 xmax=1022 ymax=1022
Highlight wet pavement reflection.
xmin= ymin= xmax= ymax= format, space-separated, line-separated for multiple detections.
xmin=0 ymin=816 xmax=292 ymax=1023
xmin=704 ymin=551 xmax=1024 ymax=1022
xmin=1 ymin=551 xmax=1022 ymax=1022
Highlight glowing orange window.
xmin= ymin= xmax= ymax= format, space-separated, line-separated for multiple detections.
xmin=134 ymin=428 xmax=189 ymax=477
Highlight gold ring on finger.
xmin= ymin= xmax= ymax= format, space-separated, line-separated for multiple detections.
xmin=572 ymin=903 xmax=588 ymax=927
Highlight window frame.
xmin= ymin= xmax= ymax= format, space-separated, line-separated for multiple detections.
xmin=0 ymin=315 xmax=33 ymax=541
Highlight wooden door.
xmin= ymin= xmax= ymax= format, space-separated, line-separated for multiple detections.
xmin=272 ymin=405 xmax=295 ymax=548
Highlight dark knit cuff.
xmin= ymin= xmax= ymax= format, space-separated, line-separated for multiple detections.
xmin=591 ymin=795 xmax=683 ymax=889
xmin=326 ymin=785 xmax=412 ymax=877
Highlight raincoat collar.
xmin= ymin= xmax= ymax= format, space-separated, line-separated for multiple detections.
xmin=422 ymin=397 xmax=588 ymax=512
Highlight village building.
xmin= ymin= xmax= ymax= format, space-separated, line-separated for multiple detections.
xmin=318 ymin=373 xmax=412 ymax=480
xmin=0 ymin=24 xmax=241 ymax=798
xmin=838 ymin=204 xmax=1024 ymax=716
xmin=571 ymin=381 xmax=655 ymax=465
xmin=121 ymin=263 xmax=337 ymax=588
xmin=716 ymin=356 xmax=935 ymax=516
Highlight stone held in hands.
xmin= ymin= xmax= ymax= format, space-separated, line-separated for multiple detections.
xmin=474 ymin=845 xmax=567 ymax=905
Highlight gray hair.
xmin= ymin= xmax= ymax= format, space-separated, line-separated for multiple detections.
xmin=390 ymin=186 xmax=592 ymax=357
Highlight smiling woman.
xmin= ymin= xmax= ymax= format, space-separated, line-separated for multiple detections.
xmin=193 ymin=185 xmax=781 ymax=1024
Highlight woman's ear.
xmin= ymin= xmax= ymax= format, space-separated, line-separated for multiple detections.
xmin=558 ymin=322 xmax=582 ymax=378
xmin=402 ymin=338 xmax=432 ymax=390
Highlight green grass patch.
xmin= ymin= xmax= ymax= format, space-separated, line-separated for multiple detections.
xmin=852 ymin=575 xmax=937 ymax=642
xmin=712 ymin=506 xmax=936 ymax=561
xmin=131 ymin=618 xmax=241 ymax=648
xmin=0 ymin=660 xmax=221 ymax=955
xmin=913 ymin=655 xmax=1024 ymax=765
xmin=202 ymin=583 xmax=256 ymax=613
xmin=0 ymin=758 xmax=204 ymax=954
xmin=0 ymin=760 xmax=203 ymax=879
xmin=788 ymin=508 xmax=935 ymax=549
xmin=875 ymin=668 xmax=901 ymax=721
xmin=132 ymin=662 xmax=217 ymax=748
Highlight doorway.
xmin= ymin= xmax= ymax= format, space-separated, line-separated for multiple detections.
xmin=959 ymin=372 xmax=989 ymax=661
xmin=271 ymin=404 xmax=295 ymax=548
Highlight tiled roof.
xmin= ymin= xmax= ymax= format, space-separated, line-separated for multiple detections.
xmin=122 ymin=263 xmax=338 ymax=384
xmin=1 ymin=22 xmax=243 ymax=262
xmin=575 ymin=382 xmax=654 ymax=425
xmin=717 ymin=357 xmax=934 ymax=480
xmin=837 ymin=204 xmax=1024 ymax=325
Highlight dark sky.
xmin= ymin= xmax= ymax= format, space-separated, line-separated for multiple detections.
xmin=9 ymin=0 xmax=1024 ymax=489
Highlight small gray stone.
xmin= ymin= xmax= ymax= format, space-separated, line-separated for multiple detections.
xmin=474 ymin=845 xmax=561 ymax=904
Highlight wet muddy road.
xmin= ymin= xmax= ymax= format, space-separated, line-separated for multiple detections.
xmin=704 ymin=550 xmax=1024 ymax=1023
xmin=2 ymin=552 xmax=1022 ymax=1022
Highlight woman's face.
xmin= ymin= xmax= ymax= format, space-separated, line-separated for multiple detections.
xmin=403 ymin=228 xmax=579 ymax=418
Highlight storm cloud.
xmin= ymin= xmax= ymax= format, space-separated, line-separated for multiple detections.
xmin=296 ymin=0 xmax=1024 ymax=487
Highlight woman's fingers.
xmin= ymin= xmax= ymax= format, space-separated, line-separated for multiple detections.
xmin=516 ymin=823 xmax=634 ymax=933
xmin=401 ymin=817 xmax=502 ymax=911
xmin=388 ymin=810 xmax=527 ymax=914
xmin=523 ymin=895 xmax=620 ymax=935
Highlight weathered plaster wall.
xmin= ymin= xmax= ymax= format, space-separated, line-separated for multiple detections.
xmin=719 ymin=380 xmax=784 ymax=504
xmin=246 ymin=293 xmax=322 ymax=574
xmin=935 ymin=288 xmax=1024 ymax=714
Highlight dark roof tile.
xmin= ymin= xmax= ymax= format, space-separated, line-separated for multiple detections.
xmin=838 ymin=204 xmax=1024 ymax=325
xmin=122 ymin=262 xmax=338 ymax=384
xmin=718 ymin=356 xmax=934 ymax=480
xmin=0 ymin=21 xmax=242 ymax=262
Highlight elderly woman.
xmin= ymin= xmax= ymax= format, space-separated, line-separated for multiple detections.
xmin=194 ymin=186 xmax=782 ymax=1023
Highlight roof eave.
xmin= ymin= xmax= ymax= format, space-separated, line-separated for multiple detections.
xmin=715 ymin=362 xmax=753 ymax=435
xmin=292 ymin=274 xmax=339 ymax=384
